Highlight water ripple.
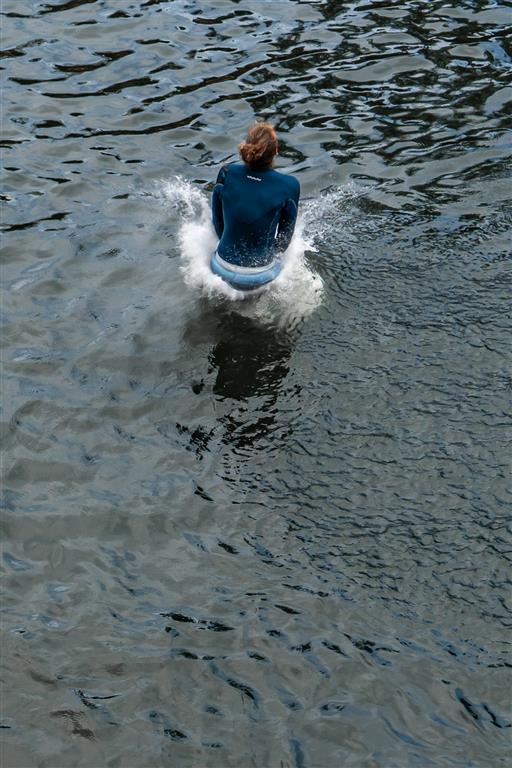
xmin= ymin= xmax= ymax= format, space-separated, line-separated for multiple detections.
xmin=1 ymin=0 xmax=510 ymax=766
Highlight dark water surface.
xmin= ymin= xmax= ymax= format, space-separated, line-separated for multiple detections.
xmin=1 ymin=1 xmax=511 ymax=766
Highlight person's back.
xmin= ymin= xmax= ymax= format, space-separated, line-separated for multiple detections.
xmin=211 ymin=123 xmax=300 ymax=288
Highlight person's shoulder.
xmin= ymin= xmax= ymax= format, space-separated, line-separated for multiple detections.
xmin=216 ymin=161 xmax=241 ymax=184
xmin=274 ymin=169 xmax=300 ymax=196
xmin=289 ymin=173 xmax=300 ymax=194
xmin=225 ymin=161 xmax=245 ymax=175
xmin=228 ymin=162 xmax=247 ymax=179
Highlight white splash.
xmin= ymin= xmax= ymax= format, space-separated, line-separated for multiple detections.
xmin=157 ymin=176 xmax=357 ymax=325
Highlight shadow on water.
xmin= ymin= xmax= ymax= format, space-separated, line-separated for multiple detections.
xmin=180 ymin=304 xmax=298 ymax=460
xmin=209 ymin=313 xmax=293 ymax=403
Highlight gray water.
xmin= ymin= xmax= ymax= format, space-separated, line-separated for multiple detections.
xmin=1 ymin=1 xmax=511 ymax=766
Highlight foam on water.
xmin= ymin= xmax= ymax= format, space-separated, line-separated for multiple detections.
xmin=159 ymin=177 xmax=361 ymax=326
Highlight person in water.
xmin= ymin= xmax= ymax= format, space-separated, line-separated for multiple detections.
xmin=211 ymin=122 xmax=300 ymax=290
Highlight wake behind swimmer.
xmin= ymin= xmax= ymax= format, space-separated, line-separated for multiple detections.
xmin=169 ymin=175 xmax=323 ymax=321
xmin=159 ymin=172 xmax=364 ymax=320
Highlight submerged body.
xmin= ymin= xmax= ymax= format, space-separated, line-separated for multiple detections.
xmin=211 ymin=161 xmax=300 ymax=290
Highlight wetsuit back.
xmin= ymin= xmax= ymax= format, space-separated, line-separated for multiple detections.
xmin=211 ymin=162 xmax=300 ymax=268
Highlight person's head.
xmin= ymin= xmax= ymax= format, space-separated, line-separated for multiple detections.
xmin=239 ymin=122 xmax=278 ymax=171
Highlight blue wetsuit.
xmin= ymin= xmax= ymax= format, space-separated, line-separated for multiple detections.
xmin=211 ymin=162 xmax=300 ymax=274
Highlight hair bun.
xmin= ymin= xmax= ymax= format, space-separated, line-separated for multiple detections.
xmin=239 ymin=123 xmax=277 ymax=170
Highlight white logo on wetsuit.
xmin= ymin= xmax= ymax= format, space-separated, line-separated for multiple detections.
xmin=247 ymin=175 xmax=262 ymax=182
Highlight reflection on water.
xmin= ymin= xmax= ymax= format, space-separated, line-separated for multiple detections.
xmin=179 ymin=309 xmax=296 ymax=461
xmin=210 ymin=315 xmax=293 ymax=402
xmin=1 ymin=0 xmax=511 ymax=766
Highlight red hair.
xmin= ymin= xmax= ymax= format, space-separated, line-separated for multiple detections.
xmin=239 ymin=123 xmax=278 ymax=170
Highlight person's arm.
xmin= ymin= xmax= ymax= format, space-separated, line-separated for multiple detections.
xmin=275 ymin=198 xmax=298 ymax=253
xmin=212 ymin=165 xmax=228 ymax=240
xmin=275 ymin=177 xmax=300 ymax=253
